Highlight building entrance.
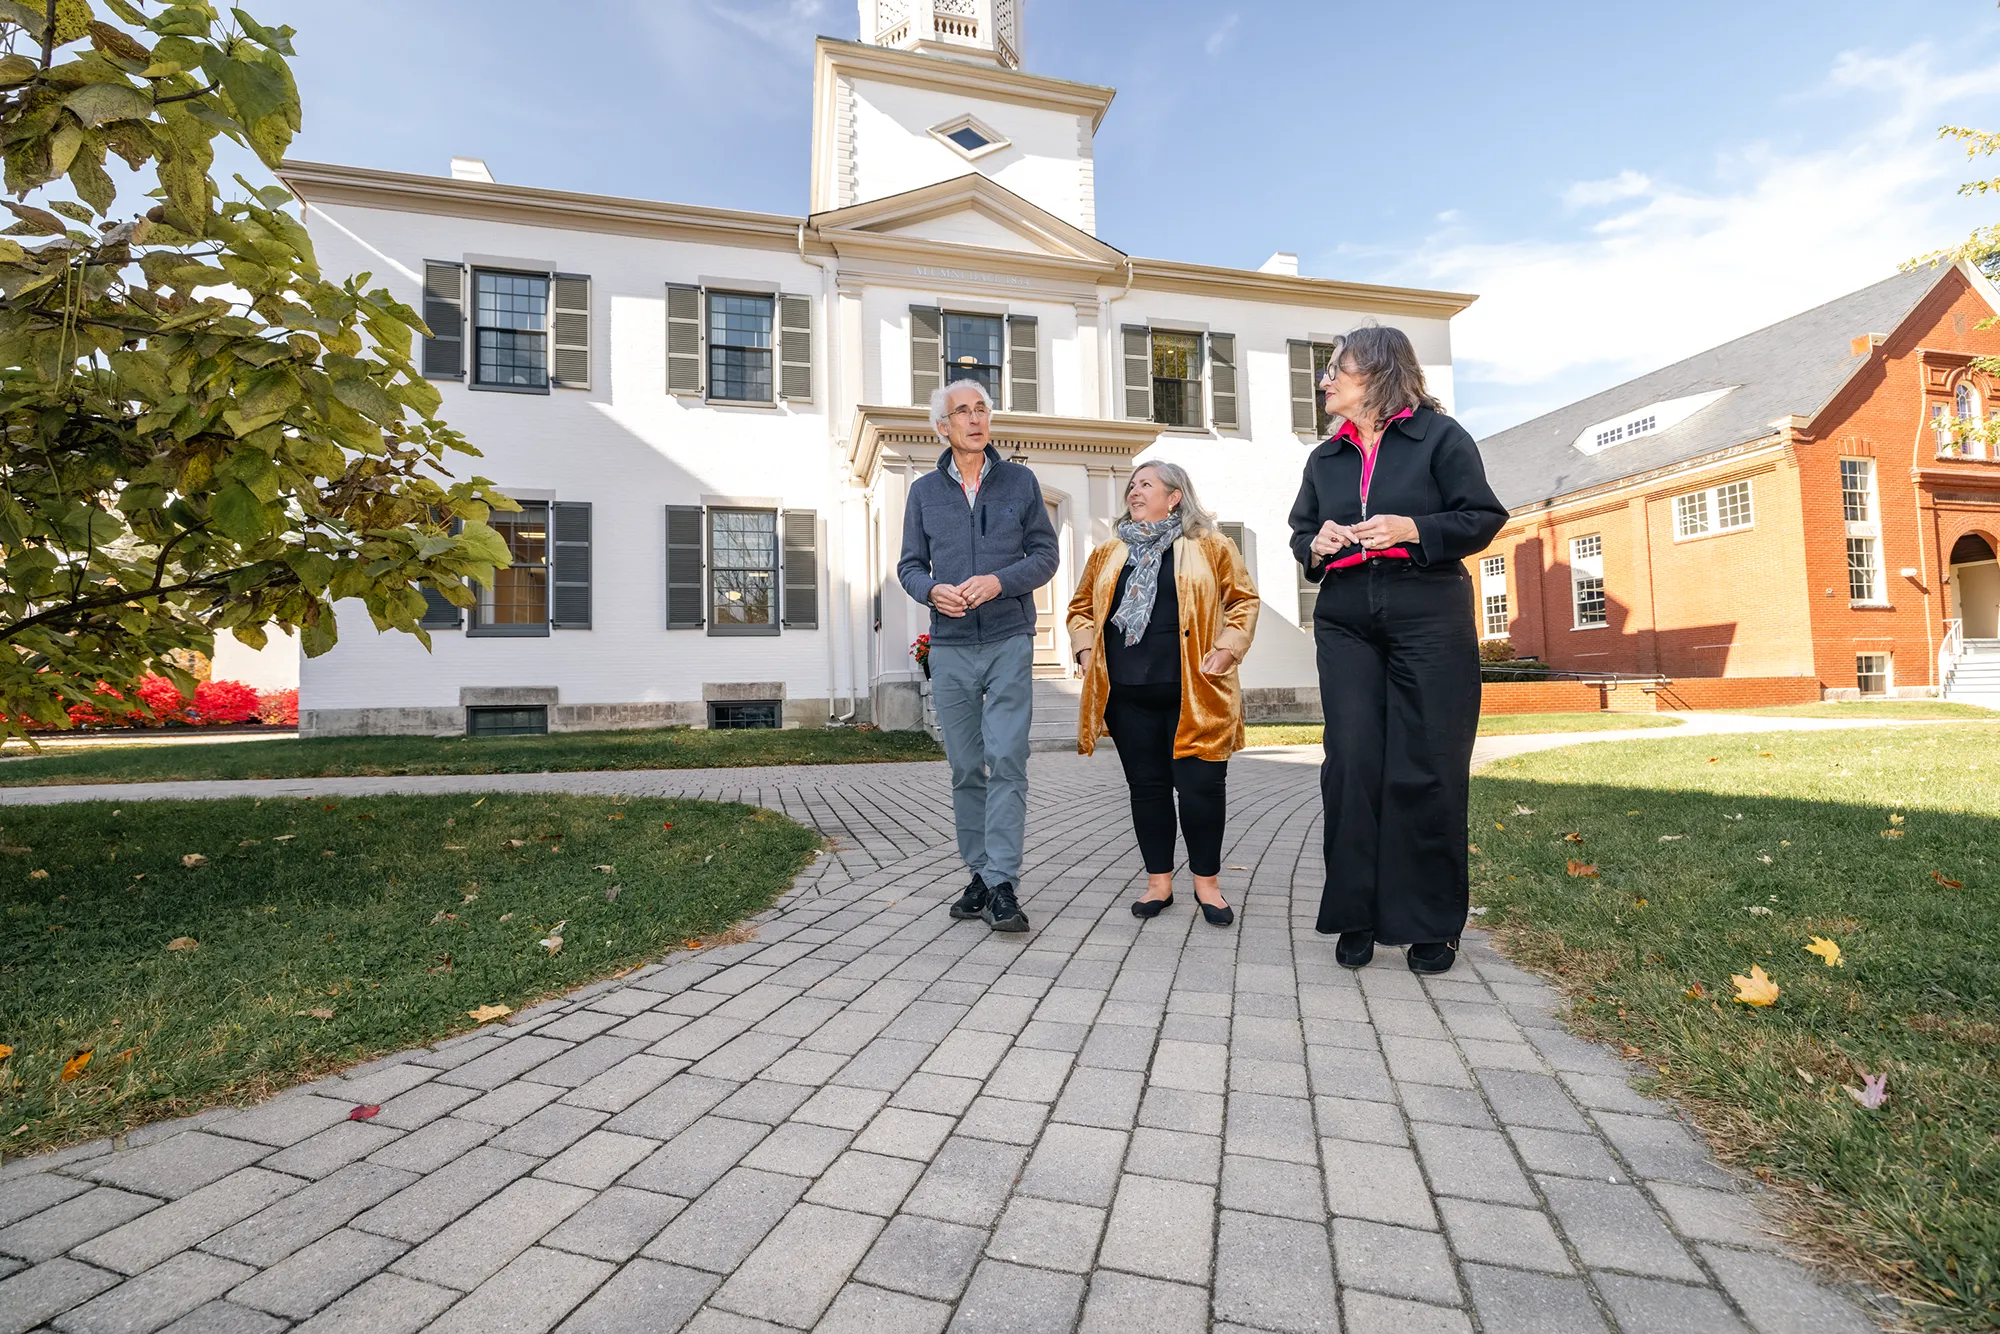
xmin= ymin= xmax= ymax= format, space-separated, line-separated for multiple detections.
xmin=1949 ymin=533 xmax=1999 ymax=640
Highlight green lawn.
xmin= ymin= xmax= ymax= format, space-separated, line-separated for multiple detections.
xmin=1242 ymin=712 xmax=1680 ymax=748
xmin=0 ymin=725 xmax=941 ymax=787
xmin=1470 ymin=727 xmax=1998 ymax=1328
xmin=0 ymin=793 xmax=818 ymax=1156
xmin=1718 ymin=700 xmax=1999 ymax=720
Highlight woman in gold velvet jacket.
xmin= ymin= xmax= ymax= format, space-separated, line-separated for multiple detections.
xmin=1067 ymin=460 xmax=1259 ymax=926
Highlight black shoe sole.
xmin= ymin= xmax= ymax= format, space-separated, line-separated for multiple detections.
xmin=948 ymin=903 xmax=986 ymax=920
xmin=1406 ymin=945 xmax=1457 ymax=975
xmin=984 ymin=911 xmax=1030 ymax=932
xmin=1197 ymin=903 xmax=1234 ymax=927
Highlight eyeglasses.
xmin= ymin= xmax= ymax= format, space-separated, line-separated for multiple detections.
xmin=1318 ymin=360 xmax=1359 ymax=392
xmin=947 ymin=402 xmax=991 ymax=422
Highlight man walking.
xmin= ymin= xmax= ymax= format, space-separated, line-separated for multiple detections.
xmin=899 ymin=378 xmax=1060 ymax=932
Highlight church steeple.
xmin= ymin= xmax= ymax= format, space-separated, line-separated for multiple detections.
xmin=858 ymin=0 xmax=1021 ymax=69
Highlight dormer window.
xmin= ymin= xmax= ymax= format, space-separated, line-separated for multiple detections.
xmin=1572 ymin=388 xmax=1733 ymax=455
xmin=929 ymin=113 xmax=1010 ymax=162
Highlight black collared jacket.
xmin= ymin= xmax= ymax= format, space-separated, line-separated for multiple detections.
xmin=1287 ymin=405 xmax=1508 ymax=583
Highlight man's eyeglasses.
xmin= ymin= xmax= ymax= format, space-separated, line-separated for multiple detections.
xmin=947 ymin=403 xmax=991 ymax=421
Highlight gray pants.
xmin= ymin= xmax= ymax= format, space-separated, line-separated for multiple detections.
xmin=929 ymin=635 xmax=1033 ymax=888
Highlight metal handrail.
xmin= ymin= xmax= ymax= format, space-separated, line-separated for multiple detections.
xmin=1940 ymin=618 xmax=1964 ymax=690
xmin=1479 ymin=664 xmax=1670 ymax=685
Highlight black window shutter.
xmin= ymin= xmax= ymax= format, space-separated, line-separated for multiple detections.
xmin=910 ymin=306 xmax=943 ymax=406
xmin=419 ymin=584 xmax=462 ymax=629
xmin=666 ymin=505 xmax=705 ymax=628
xmin=1210 ymin=332 xmax=1239 ymax=430
xmin=421 ymin=261 xmax=464 ymax=379
xmin=1007 ymin=315 xmax=1039 ymax=414
xmin=782 ymin=509 xmax=820 ymax=629
xmin=551 ymin=275 xmax=590 ymax=389
xmin=1122 ymin=325 xmax=1152 ymax=420
xmin=550 ymin=502 xmax=592 ymax=628
xmin=1288 ymin=340 xmax=1316 ymax=433
xmin=666 ymin=284 xmax=702 ymax=395
xmin=779 ymin=295 xmax=813 ymax=402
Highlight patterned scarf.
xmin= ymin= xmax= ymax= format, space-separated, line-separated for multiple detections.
xmin=1110 ymin=514 xmax=1183 ymax=646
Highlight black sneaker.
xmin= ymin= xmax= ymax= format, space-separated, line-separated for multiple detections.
xmin=949 ymin=874 xmax=989 ymax=920
xmin=1407 ymin=940 xmax=1458 ymax=975
xmin=982 ymin=881 xmax=1030 ymax=933
xmin=1335 ymin=930 xmax=1375 ymax=969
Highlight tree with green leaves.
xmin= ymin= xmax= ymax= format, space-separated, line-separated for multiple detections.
xmin=0 ymin=0 xmax=511 ymax=737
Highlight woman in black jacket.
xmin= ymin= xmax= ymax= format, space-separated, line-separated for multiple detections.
xmin=1288 ymin=325 xmax=1508 ymax=974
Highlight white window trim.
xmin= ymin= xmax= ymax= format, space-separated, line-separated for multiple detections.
xmin=1855 ymin=652 xmax=1894 ymax=697
xmin=1478 ymin=555 xmax=1508 ymax=640
xmin=1570 ymin=535 xmax=1607 ymax=630
xmin=928 ymin=113 xmax=1011 ymax=162
xmin=1672 ymin=480 xmax=1755 ymax=542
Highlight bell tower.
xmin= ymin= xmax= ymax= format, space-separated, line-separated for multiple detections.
xmin=857 ymin=0 xmax=1022 ymax=69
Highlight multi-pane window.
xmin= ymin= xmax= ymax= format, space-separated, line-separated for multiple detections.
xmin=943 ymin=312 xmax=1003 ymax=401
xmin=1310 ymin=340 xmax=1339 ymax=436
xmin=1594 ymin=414 xmax=1657 ymax=450
xmin=1673 ymin=480 xmax=1753 ymax=538
xmin=1151 ymin=331 xmax=1203 ymax=428
xmin=1480 ymin=555 xmax=1508 ymax=639
xmin=1942 ymin=383 xmax=1988 ymax=459
xmin=1855 ymin=653 xmax=1891 ymax=697
xmin=708 ymin=293 xmax=774 ymax=402
xmin=709 ymin=509 xmax=778 ymax=633
xmin=1571 ymin=534 xmax=1606 ymax=628
xmin=1839 ymin=458 xmax=1882 ymax=603
xmin=473 ymin=271 xmax=549 ymax=390
xmin=475 ymin=502 xmax=549 ymax=632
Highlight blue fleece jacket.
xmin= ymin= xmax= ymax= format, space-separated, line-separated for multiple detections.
xmin=897 ymin=444 xmax=1060 ymax=645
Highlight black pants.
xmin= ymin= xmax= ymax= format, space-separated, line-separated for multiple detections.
xmin=1312 ymin=561 xmax=1480 ymax=945
xmin=1103 ymin=681 xmax=1228 ymax=876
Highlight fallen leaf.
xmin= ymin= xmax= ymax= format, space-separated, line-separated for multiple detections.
xmin=322 ymin=850 xmax=336 ymax=857
xmin=594 ymin=865 xmax=614 ymax=873
xmin=1565 ymin=860 xmax=1599 ymax=878
xmin=1625 ymin=809 xmax=1641 ymax=816
xmin=1932 ymin=871 xmax=1963 ymax=889
xmin=1889 ymin=812 xmax=1905 ymax=826
xmin=1805 ymin=937 xmax=1844 ymax=968
xmin=683 ymin=938 xmax=705 ymax=949
xmin=1760 ymin=751 xmax=1775 ymax=758
xmin=1494 ymin=823 xmax=1505 ymax=830
xmin=238 ymin=839 xmax=261 ymax=847
xmin=443 ymin=845 xmax=467 ymax=851
xmin=1845 ymin=1072 xmax=1889 ymax=1109
xmin=1730 ymin=964 xmax=1780 ymax=1006
xmin=1795 ymin=1066 xmax=1815 ymax=1084
xmin=505 ymin=839 xmax=526 ymax=848
xmin=498 ymin=912 xmax=513 ymax=922
xmin=323 ymin=803 xmax=337 ymax=812
xmin=1466 ymin=905 xmax=1488 ymax=916
xmin=0 ymin=843 xmax=32 ymax=854
xmin=605 ymin=885 xmax=620 ymax=903
xmin=445 ymin=817 xmax=456 ymax=827
xmin=540 ymin=935 xmax=563 ymax=955
xmin=1227 ymin=865 xmax=1248 ymax=870
xmin=1659 ymin=834 xmax=1686 ymax=842
xmin=166 ymin=937 xmax=198 ymax=951
xmin=662 ymin=822 xmax=674 ymax=830
xmin=1757 ymin=854 xmax=1773 ymax=865
xmin=1706 ymin=757 xmax=1718 ymax=764
xmin=272 ymin=834 xmax=295 ymax=841
xmin=60 ymin=1050 xmax=93 ymax=1081
xmin=1881 ymin=829 xmax=1904 ymax=840
xmin=460 ymin=890 xmax=479 ymax=904
xmin=0 ymin=1043 xmax=12 ymax=1060
xmin=1634 ymin=898 xmax=1648 ymax=907
xmin=428 ymin=911 xmax=457 ymax=926
xmin=27 ymin=868 xmax=48 ymax=880
xmin=348 ymin=1104 xmax=381 ymax=1121
xmin=307 ymin=1007 xmax=333 ymax=1019
xmin=1466 ymin=844 xmax=1481 ymax=855
xmin=469 ymin=1003 xmax=511 ymax=1023
xmin=1563 ymin=832 xmax=1584 ymax=843
xmin=1747 ymin=905 xmax=1773 ymax=916
xmin=1514 ymin=805 xmax=1536 ymax=815
xmin=427 ymin=955 xmax=453 ymax=974
xmin=1683 ymin=982 xmax=1707 ymax=1000
xmin=471 ymin=797 xmax=486 ymax=807
xmin=607 ymin=812 xmax=625 ymax=820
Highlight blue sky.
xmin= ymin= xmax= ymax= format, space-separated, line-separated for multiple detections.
xmin=235 ymin=0 xmax=2000 ymax=434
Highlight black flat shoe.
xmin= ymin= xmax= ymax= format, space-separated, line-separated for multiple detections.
xmin=949 ymin=874 xmax=989 ymax=920
xmin=1197 ymin=899 xmax=1234 ymax=928
xmin=1336 ymin=930 xmax=1375 ymax=969
xmin=1407 ymin=940 xmax=1458 ymax=974
xmin=1130 ymin=892 xmax=1174 ymax=919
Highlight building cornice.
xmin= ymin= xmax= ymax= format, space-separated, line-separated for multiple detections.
xmin=1126 ymin=257 xmax=1477 ymax=319
xmin=815 ymin=37 xmax=1117 ymax=130
xmin=276 ymin=160 xmax=811 ymax=253
xmin=848 ymin=404 xmax=1161 ymax=486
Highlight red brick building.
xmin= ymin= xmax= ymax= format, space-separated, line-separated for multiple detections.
xmin=1474 ymin=263 xmax=2000 ymax=704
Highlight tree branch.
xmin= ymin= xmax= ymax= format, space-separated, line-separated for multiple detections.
xmin=38 ymin=0 xmax=53 ymax=69
xmin=152 ymin=79 xmax=222 ymax=107
xmin=0 ymin=567 xmax=260 ymax=642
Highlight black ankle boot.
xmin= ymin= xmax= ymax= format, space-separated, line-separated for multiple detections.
xmin=1336 ymin=930 xmax=1375 ymax=969
xmin=982 ymin=881 xmax=1029 ymax=932
xmin=949 ymin=874 xmax=989 ymax=919
xmin=1407 ymin=940 xmax=1458 ymax=974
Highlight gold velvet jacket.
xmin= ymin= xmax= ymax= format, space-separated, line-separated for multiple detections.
xmin=1066 ymin=531 xmax=1261 ymax=761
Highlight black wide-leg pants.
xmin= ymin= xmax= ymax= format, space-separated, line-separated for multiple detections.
xmin=1312 ymin=560 xmax=1481 ymax=946
xmin=1103 ymin=680 xmax=1228 ymax=877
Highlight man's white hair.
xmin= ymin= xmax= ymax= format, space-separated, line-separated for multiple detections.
xmin=929 ymin=377 xmax=993 ymax=435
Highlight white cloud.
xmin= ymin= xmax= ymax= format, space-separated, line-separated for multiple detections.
xmin=708 ymin=0 xmax=826 ymax=46
xmin=1376 ymin=44 xmax=2000 ymax=432
xmin=1204 ymin=13 xmax=1239 ymax=58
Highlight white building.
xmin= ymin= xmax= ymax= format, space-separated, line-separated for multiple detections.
xmin=281 ymin=1 xmax=1473 ymax=738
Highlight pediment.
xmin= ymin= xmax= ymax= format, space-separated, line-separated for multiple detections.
xmin=810 ymin=173 xmax=1126 ymax=267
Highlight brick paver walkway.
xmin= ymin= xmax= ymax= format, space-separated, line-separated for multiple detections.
xmin=0 ymin=748 xmax=1888 ymax=1333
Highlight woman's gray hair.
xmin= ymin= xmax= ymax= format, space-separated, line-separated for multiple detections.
xmin=929 ymin=377 xmax=993 ymax=434
xmin=1330 ymin=324 xmax=1442 ymax=431
xmin=1128 ymin=459 xmax=1219 ymax=540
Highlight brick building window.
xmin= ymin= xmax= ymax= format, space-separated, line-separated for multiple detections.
xmin=1479 ymin=555 xmax=1508 ymax=638
xmin=1673 ymin=481 xmax=1753 ymax=539
xmin=1855 ymin=653 xmax=1891 ymax=697
xmin=1570 ymin=535 xmax=1606 ymax=628
xmin=1839 ymin=459 xmax=1883 ymax=604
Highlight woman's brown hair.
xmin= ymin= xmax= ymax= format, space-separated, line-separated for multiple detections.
xmin=1332 ymin=324 xmax=1442 ymax=430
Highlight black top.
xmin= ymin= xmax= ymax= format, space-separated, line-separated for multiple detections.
xmin=1104 ymin=547 xmax=1181 ymax=687
xmin=1288 ymin=405 xmax=1508 ymax=587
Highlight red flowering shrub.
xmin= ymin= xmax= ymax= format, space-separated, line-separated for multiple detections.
xmin=255 ymin=688 xmax=299 ymax=727
xmin=193 ymin=679 xmax=261 ymax=725
xmin=135 ymin=675 xmax=191 ymax=725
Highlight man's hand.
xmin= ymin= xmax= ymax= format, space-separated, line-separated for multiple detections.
xmin=1353 ymin=514 xmax=1419 ymax=549
xmin=1201 ymin=647 xmax=1238 ymax=676
xmin=1310 ymin=519 xmax=1357 ymax=558
xmin=956 ymin=573 xmax=1004 ymax=609
xmin=929 ymin=582 xmax=969 ymax=617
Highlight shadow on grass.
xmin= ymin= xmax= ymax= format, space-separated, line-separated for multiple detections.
xmin=1470 ymin=728 xmax=1998 ymax=1329
xmin=0 ymin=793 xmax=818 ymax=1158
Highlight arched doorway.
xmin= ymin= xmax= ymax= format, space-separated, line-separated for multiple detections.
xmin=1949 ymin=533 xmax=1999 ymax=640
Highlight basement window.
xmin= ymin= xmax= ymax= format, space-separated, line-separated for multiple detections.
xmin=709 ymin=700 xmax=781 ymax=730
xmin=467 ymin=705 xmax=548 ymax=737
